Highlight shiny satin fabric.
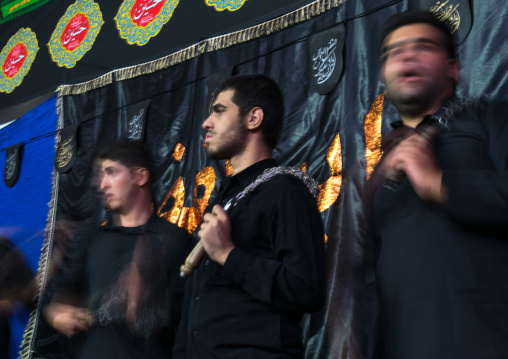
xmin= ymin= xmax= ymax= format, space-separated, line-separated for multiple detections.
xmin=34 ymin=0 xmax=508 ymax=358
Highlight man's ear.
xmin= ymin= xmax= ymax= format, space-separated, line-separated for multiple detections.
xmin=135 ymin=168 xmax=150 ymax=187
xmin=245 ymin=107 xmax=264 ymax=130
xmin=447 ymin=58 xmax=460 ymax=84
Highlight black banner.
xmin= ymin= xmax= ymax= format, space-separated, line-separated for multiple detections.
xmin=4 ymin=143 xmax=20 ymax=187
xmin=25 ymin=0 xmax=508 ymax=358
xmin=55 ymin=124 xmax=78 ymax=173
xmin=0 ymin=0 xmax=316 ymax=112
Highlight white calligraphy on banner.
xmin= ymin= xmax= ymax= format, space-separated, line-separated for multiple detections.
xmin=312 ymin=39 xmax=337 ymax=85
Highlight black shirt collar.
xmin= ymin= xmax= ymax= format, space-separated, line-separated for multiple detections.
xmin=101 ymin=211 xmax=159 ymax=234
xmin=219 ymin=158 xmax=278 ymax=192
xmin=390 ymin=96 xmax=457 ymax=130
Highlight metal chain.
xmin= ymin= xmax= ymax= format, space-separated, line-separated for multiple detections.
xmin=233 ymin=166 xmax=319 ymax=206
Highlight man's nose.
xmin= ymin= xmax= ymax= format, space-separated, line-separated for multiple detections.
xmin=202 ymin=116 xmax=213 ymax=130
xmin=99 ymin=175 xmax=108 ymax=190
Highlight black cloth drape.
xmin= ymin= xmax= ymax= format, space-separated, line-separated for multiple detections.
xmin=30 ymin=0 xmax=508 ymax=358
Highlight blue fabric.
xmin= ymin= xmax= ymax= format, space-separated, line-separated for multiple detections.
xmin=0 ymin=95 xmax=57 ymax=358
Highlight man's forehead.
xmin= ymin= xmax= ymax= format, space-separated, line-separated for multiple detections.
xmin=383 ymin=23 xmax=444 ymax=46
xmin=213 ymin=89 xmax=235 ymax=105
xmin=99 ymin=159 xmax=125 ymax=171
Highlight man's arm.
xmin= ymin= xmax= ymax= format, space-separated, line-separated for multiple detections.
xmin=42 ymin=224 xmax=91 ymax=337
xmin=381 ymin=101 xmax=508 ymax=231
xmin=199 ymin=183 xmax=325 ymax=313
xmin=43 ymin=302 xmax=88 ymax=337
xmin=442 ymin=101 xmax=508 ymax=230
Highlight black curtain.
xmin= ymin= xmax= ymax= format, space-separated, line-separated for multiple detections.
xmin=29 ymin=0 xmax=508 ymax=358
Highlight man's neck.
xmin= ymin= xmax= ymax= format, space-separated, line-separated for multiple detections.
xmin=230 ymin=142 xmax=272 ymax=176
xmin=115 ymin=195 xmax=153 ymax=227
xmin=399 ymin=93 xmax=453 ymax=128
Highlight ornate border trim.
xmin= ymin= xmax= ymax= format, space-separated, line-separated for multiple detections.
xmin=60 ymin=0 xmax=348 ymax=95
xmin=18 ymin=95 xmax=62 ymax=359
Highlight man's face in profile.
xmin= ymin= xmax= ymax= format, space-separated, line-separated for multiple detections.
xmin=202 ymin=89 xmax=248 ymax=160
xmin=96 ymin=159 xmax=140 ymax=213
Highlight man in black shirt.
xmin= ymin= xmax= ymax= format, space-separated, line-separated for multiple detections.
xmin=367 ymin=10 xmax=508 ymax=358
xmin=43 ymin=140 xmax=194 ymax=358
xmin=174 ymin=74 xmax=325 ymax=358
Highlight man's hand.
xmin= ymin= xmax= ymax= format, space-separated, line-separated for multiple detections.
xmin=382 ymin=133 xmax=447 ymax=204
xmin=44 ymin=302 xmax=89 ymax=337
xmin=198 ymin=205 xmax=235 ymax=265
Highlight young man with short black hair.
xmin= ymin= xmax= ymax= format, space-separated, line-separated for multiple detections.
xmin=44 ymin=139 xmax=194 ymax=358
xmin=174 ymin=74 xmax=325 ymax=358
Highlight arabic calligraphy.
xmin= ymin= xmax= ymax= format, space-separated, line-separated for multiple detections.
xmin=61 ymin=13 xmax=90 ymax=51
xmin=48 ymin=0 xmax=103 ymax=68
xmin=312 ymin=38 xmax=337 ymax=85
xmin=57 ymin=137 xmax=74 ymax=168
xmin=128 ymin=109 xmax=144 ymax=140
xmin=5 ymin=149 xmax=17 ymax=180
xmin=115 ymin=0 xmax=179 ymax=45
xmin=3 ymin=43 xmax=27 ymax=78
xmin=430 ymin=0 xmax=460 ymax=34
xmin=131 ymin=0 xmax=165 ymax=27
xmin=0 ymin=28 xmax=38 ymax=93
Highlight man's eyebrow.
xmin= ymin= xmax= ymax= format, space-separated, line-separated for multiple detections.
xmin=210 ymin=103 xmax=227 ymax=114
xmin=211 ymin=103 xmax=226 ymax=112
xmin=382 ymin=37 xmax=439 ymax=53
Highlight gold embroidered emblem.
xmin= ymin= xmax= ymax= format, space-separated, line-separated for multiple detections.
xmin=430 ymin=0 xmax=461 ymax=34
xmin=205 ymin=0 xmax=246 ymax=11
xmin=172 ymin=143 xmax=185 ymax=161
xmin=56 ymin=137 xmax=74 ymax=168
xmin=364 ymin=92 xmax=385 ymax=180
xmin=115 ymin=0 xmax=180 ymax=46
xmin=0 ymin=28 xmax=38 ymax=93
xmin=48 ymin=0 xmax=104 ymax=68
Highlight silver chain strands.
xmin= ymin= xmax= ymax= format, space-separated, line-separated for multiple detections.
xmin=232 ymin=166 xmax=319 ymax=206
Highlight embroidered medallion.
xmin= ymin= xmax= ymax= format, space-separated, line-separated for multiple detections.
xmin=55 ymin=124 xmax=78 ymax=173
xmin=115 ymin=0 xmax=180 ymax=46
xmin=0 ymin=28 xmax=38 ymax=93
xmin=416 ymin=0 xmax=472 ymax=45
xmin=126 ymin=99 xmax=149 ymax=141
xmin=4 ymin=144 xmax=20 ymax=187
xmin=430 ymin=0 xmax=461 ymax=34
xmin=313 ymin=38 xmax=337 ymax=85
xmin=48 ymin=0 xmax=103 ymax=68
xmin=205 ymin=0 xmax=246 ymax=12
xmin=308 ymin=24 xmax=345 ymax=94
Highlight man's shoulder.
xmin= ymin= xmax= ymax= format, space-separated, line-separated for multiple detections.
xmin=150 ymin=215 xmax=191 ymax=237
xmin=251 ymin=169 xmax=318 ymax=205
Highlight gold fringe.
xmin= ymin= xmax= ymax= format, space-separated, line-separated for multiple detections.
xmin=59 ymin=71 xmax=114 ymax=96
xmin=58 ymin=0 xmax=348 ymax=96
xmin=19 ymin=94 xmax=64 ymax=359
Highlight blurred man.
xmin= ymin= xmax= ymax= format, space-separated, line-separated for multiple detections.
xmin=44 ymin=140 xmax=194 ymax=358
xmin=367 ymin=9 xmax=508 ymax=358
xmin=0 ymin=237 xmax=35 ymax=359
xmin=174 ymin=74 xmax=325 ymax=358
